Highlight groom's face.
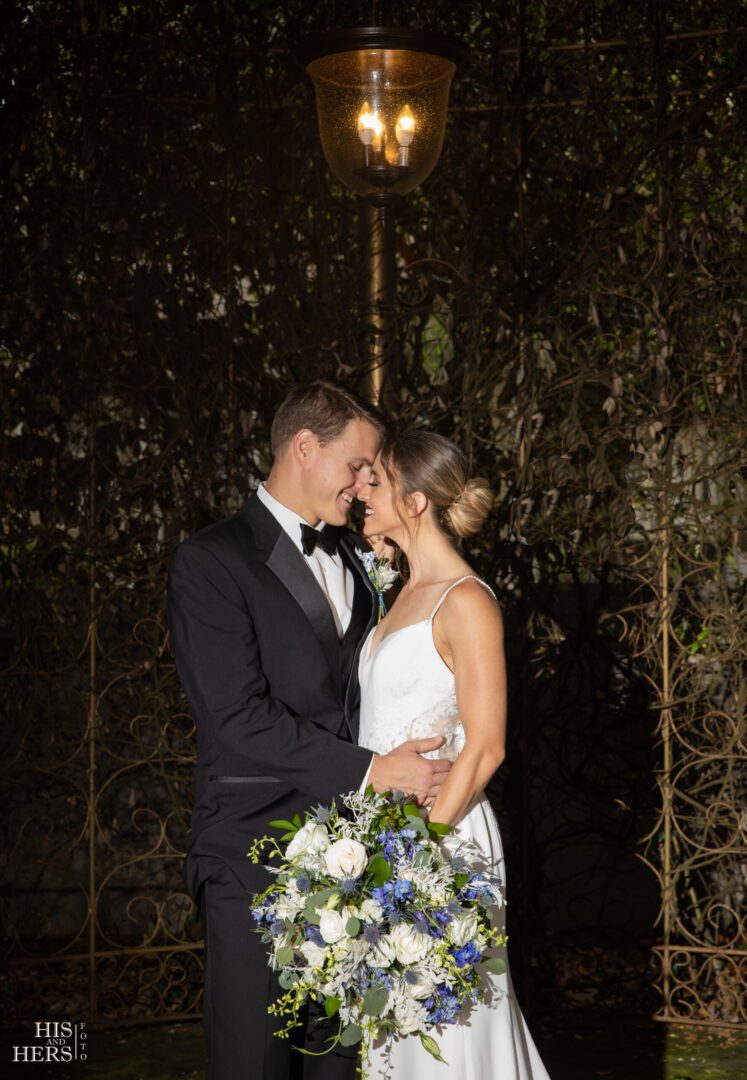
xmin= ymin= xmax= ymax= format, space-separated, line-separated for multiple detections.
xmin=302 ymin=418 xmax=381 ymax=526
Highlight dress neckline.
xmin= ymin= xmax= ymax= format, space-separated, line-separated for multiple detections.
xmin=364 ymin=617 xmax=431 ymax=665
xmin=364 ymin=574 xmax=494 ymax=664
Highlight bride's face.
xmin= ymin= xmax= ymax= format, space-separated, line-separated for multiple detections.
xmin=358 ymin=451 xmax=409 ymax=540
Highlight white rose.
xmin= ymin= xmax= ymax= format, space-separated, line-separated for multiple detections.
xmin=370 ymin=935 xmax=396 ymax=968
xmin=323 ymin=838 xmax=368 ymax=880
xmin=449 ymin=908 xmax=480 ymax=947
xmin=286 ymin=823 xmax=329 ymax=861
xmin=389 ymin=923 xmax=431 ymax=965
xmin=359 ymin=899 xmax=384 ymax=923
xmin=298 ymin=940 xmax=327 ymax=970
xmin=318 ymin=909 xmax=347 ymax=944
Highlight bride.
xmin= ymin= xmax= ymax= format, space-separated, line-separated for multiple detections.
xmin=356 ymin=429 xmax=551 ymax=1080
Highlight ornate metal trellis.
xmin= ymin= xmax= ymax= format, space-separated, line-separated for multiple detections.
xmin=1 ymin=0 xmax=745 ymax=1030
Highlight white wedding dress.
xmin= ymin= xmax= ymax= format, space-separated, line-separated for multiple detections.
xmin=358 ymin=576 xmax=551 ymax=1080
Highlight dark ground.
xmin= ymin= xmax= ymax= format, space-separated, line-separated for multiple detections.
xmin=3 ymin=1011 xmax=746 ymax=1079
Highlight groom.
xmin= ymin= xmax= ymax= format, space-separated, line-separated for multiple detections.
xmin=168 ymin=381 xmax=451 ymax=1080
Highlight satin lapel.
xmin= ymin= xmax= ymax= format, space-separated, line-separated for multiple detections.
xmin=339 ymin=537 xmax=378 ymax=731
xmin=339 ymin=533 xmax=377 ymax=595
xmin=266 ymin=530 xmax=343 ymax=699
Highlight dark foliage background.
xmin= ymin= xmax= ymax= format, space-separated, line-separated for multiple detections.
xmin=1 ymin=0 xmax=745 ymax=1027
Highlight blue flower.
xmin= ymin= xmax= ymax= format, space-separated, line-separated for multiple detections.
xmin=371 ymin=878 xmax=415 ymax=914
xmin=270 ymin=919 xmax=286 ymax=937
xmin=461 ymin=872 xmax=495 ymax=901
xmin=375 ymin=827 xmax=422 ymax=865
xmin=304 ymin=924 xmax=324 ymax=947
xmin=340 ymin=877 xmax=358 ymax=895
xmin=425 ymin=983 xmax=461 ymax=1025
xmin=450 ymin=941 xmax=483 ymax=968
xmin=295 ymin=875 xmax=310 ymax=893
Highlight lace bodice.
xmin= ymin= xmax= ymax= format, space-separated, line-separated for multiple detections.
xmin=357 ymin=575 xmax=497 ymax=761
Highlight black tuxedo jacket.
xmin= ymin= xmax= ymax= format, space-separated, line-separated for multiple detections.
xmin=167 ymin=493 xmax=377 ymax=897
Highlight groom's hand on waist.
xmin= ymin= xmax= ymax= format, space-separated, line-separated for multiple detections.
xmin=368 ymin=737 xmax=451 ymax=805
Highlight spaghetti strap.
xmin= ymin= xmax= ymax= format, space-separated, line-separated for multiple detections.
xmin=428 ymin=575 xmax=497 ymax=621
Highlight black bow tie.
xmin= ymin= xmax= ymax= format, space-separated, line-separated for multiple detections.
xmin=300 ymin=523 xmax=342 ymax=558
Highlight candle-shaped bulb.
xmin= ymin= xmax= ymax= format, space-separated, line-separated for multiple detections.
xmin=358 ymin=102 xmax=383 ymax=146
xmin=395 ymin=105 xmax=415 ymax=147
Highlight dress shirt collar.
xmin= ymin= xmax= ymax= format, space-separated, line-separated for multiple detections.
xmin=256 ymin=481 xmax=328 ymax=557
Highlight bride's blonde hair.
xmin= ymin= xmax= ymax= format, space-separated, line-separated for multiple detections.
xmin=380 ymin=430 xmax=494 ymax=540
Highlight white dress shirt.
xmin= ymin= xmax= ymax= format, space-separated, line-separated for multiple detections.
xmin=256 ymin=481 xmax=353 ymax=636
xmin=256 ymin=482 xmax=376 ymax=787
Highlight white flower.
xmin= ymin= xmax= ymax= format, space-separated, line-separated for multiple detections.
xmin=377 ymin=562 xmax=399 ymax=590
xmin=370 ymin=935 xmax=396 ymax=968
xmin=354 ymin=548 xmax=399 ymax=593
xmin=323 ymin=838 xmax=368 ymax=880
xmin=391 ymin=991 xmax=427 ymax=1034
xmin=449 ymin=908 xmax=480 ymax=947
xmin=274 ymin=893 xmax=304 ymax=920
xmin=298 ymin=940 xmax=327 ymax=970
xmin=401 ymin=968 xmax=436 ymax=1000
xmin=359 ymin=898 xmax=384 ymax=923
xmin=319 ymin=909 xmax=347 ymax=944
xmin=286 ymin=822 xmax=329 ymax=861
xmin=388 ymin=923 xmax=432 ymax=965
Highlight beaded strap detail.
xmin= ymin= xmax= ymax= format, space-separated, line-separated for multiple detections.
xmin=429 ymin=575 xmax=497 ymax=621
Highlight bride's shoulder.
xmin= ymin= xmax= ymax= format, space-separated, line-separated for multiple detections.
xmin=436 ymin=575 xmax=501 ymax=620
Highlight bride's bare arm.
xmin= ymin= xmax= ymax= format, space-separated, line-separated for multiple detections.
xmin=426 ymin=581 xmax=506 ymax=826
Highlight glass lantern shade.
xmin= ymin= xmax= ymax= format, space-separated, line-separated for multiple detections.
xmin=306 ymin=44 xmax=457 ymax=200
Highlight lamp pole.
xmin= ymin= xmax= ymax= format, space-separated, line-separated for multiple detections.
xmin=301 ymin=22 xmax=467 ymax=405
xmin=362 ymin=196 xmax=397 ymax=407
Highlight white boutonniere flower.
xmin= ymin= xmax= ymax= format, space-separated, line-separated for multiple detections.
xmin=355 ymin=547 xmax=399 ymax=622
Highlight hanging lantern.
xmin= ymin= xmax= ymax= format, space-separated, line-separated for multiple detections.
xmin=301 ymin=27 xmax=467 ymax=203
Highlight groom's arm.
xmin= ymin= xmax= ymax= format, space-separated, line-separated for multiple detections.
xmin=168 ymin=540 xmax=372 ymax=803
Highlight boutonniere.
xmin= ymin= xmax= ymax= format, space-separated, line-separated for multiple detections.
xmin=355 ymin=548 xmax=399 ymax=622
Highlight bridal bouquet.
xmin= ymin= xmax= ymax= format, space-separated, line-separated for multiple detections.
xmin=248 ymin=788 xmax=507 ymax=1074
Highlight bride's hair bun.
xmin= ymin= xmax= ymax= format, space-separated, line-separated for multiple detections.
xmin=444 ymin=478 xmax=494 ymax=538
xmin=379 ymin=430 xmax=495 ymax=541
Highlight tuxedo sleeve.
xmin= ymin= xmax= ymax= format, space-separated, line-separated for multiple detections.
xmin=167 ymin=540 xmax=372 ymax=802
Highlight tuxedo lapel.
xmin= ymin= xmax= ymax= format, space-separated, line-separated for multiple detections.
xmin=240 ymin=495 xmax=343 ymax=699
xmin=339 ymin=533 xmax=377 ymax=596
xmin=339 ymin=535 xmax=378 ymax=732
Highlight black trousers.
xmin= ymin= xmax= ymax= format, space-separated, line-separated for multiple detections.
xmin=201 ymin=864 xmax=358 ymax=1080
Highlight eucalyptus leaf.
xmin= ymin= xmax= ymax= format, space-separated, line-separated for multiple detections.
xmin=363 ymin=986 xmax=389 ymax=1017
xmin=406 ymin=813 xmax=429 ymax=839
xmin=339 ymin=1023 xmax=363 ymax=1047
xmin=482 ymin=956 xmax=507 ymax=975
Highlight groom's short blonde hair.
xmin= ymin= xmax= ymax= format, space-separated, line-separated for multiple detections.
xmin=270 ymin=380 xmax=385 ymax=456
